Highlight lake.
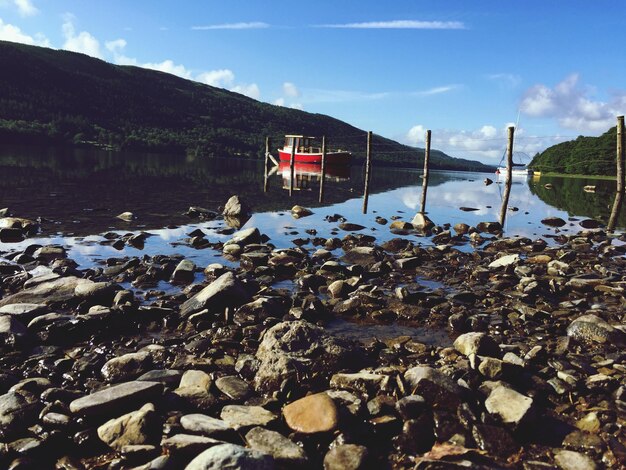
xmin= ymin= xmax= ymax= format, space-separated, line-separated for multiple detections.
xmin=1 ymin=144 xmax=625 ymax=274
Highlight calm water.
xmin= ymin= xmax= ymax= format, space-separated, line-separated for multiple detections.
xmin=1 ymin=144 xmax=625 ymax=275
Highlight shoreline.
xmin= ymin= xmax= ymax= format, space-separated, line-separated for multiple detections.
xmin=0 ymin=202 xmax=625 ymax=469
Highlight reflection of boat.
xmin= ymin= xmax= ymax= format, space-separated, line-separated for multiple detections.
xmin=496 ymin=167 xmax=533 ymax=178
xmin=278 ymin=161 xmax=350 ymax=190
xmin=278 ymin=135 xmax=351 ymax=164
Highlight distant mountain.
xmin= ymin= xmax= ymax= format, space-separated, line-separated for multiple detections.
xmin=0 ymin=40 xmax=492 ymax=171
xmin=529 ymin=126 xmax=619 ymax=175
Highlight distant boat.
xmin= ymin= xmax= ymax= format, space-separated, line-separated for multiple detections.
xmin=496 ymin=166 xmax=533 ymax=178
xmin=278 ymin=135 xmax=351 ymax=165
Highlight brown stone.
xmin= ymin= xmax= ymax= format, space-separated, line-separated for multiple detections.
xmin=283 ymin=392 xmax=338 ymax=434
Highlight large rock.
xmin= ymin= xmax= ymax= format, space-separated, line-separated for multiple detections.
xmin=220 ymin=405 xmax=277 ymax=431
xmin=172 ymin=259 xmax=196 ymax=284
xmin=541 ymin=217 xmax=567 ymax=227
xmin=323 ymin=444 xmax=369 ymax=470
xmin=179 ymin=272 xmax=252 ymax=318
xmin=0 ymin=391 xmax=42 ymax=439
xmin=453 ymin=332 xmax=500 ymax=358
xmin=0 ymin=304 xmax=48 ymax=323
xmin=291 ymin=205 xmax=313 ymax=218
xmin=70 ymin=381 xmax=163 ymax=418
xmin=567 ymin=314 xmax=626 ymax=345
xmin=253 ymin=320 xmax=363 ymax=392
xmin=403 ymin=366 xmax=462 ymax=409
xmin=488 ymin=254 xmax=520 ymax=269
xmin=101 ymin=351 xmax=153 ymax=383
xmin=185 ymin=443 xmax=274 ymax=470
xmin=554 ymin=449 xmax=597 ymax=470
xmin=484 ymin=385 xmax=533 ymax=426
xmin=0 ymin=315 xmax=29 ymax=347
xmin=223 ymin=227 xmax=262 ymax=249
xmin=283 ymin=392 xmax=338 ymax=434
xmin=181 ymin=414 xmax=234 ymax=437
xmin=97 ymin=403 xmax=160 ymax=450
xmin=411 ymin=213 xmax=434 ymax=231
xmin=341 ymin=247 xmax=382 ymax=267
xmin=245 ymin=427 xmax=308 ymax=465
xmin=0 ymin=276 xmax=94 ymax=307
xmin=222 ymin=196 xmax=251 ymax=217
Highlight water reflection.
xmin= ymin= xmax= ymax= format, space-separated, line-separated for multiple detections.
xmin=276 ymin=162 xmax=350 ymax=191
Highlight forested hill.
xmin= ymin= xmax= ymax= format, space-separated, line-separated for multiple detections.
xmin=529 ymin=126 xmax=619 ymax=175
xmin=0 ymin=40 xmax=492 ymax=171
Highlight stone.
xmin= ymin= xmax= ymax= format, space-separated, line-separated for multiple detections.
xmin=330 ymin=372 xmax=388 ymax=395
xmin=172 ymin=260 xmax=196 ymax=284
xmin=476 ymin=221 xmax=502 ymax=233
xmin=101 ymin=351 xmax=153 ymax=383
xmin=484 ymin=385 xmax=533 ymax=426
xmin=97 ymin=403 xmax=160 ymax=450
xmin=576 ymin=412 xmax=600 ymax=433
xmin=179 ymin=370 xmax=212 ymax=391
xmin=453 ymin=223 xmax=470 ymax=235
xmin=567 ymin=314 xmax=625 ymax=345
xmin=0 ymin=391 xmax=41 ymax=439
xmin=341 ymin=247 xmax=382 ymax=266
xmin=453 ymin=332 xmax=500 ymax=358
xmin=0 ymin=304 xmax=47 ymax=324
xmin=541 ymin=217 xmax=566 ymax=227
xmin=185 ymin=443 xmax=274 ymax=470
xmin=395 ymin=395 xmax=427 ymax=420
xmin=69 ymin=381 xmax=163 ymax=418
xmin=137 ymin=370 xmax=183 ymax=387
xmin=224 ymin=227 xmax=261 ymax=248
xmin=180 ymin=414 xmax=234 ymax=437
xmin=403 ymin=366 xmax=461 ymax=409
xmin=283 ymin=392 xmax=338 ymax=434
xmin=161 ymin=434 xmax=224 ymax=457
xmin=0 ymin=276 xmax=94 ymax=307
xmin=338 ymin=222 xmax=365 ymax=231
xmin=389 ymin=220 xmax=413 ymax=230
xmin=179 ymin=272 xmax=252 ymax=318
xmin=323 ymin=444 xmax=369 ymax=470
xmin=215 ymin=376 xmax=251 ymax=401
xmin=0 ymin=315 xmax=29 ymax=347
xmin=488 ymin=253 xmax=520 ymax=268
xmin=411 ymin=213 xmax=434 ymax=230
xmin=327 ymin=280 xmax=353 ymax=299
xmin=291 ymin=205 xmax=313 ymax=218
xmin=554 ymin=449 xmax=597 ymax=470
xmin=245 ymin=427 xmax=308 ymax=466
xmin=117 ymin=212 xmax=135 ymax=221
xmin=33 ymin=245 xmax=66 ymax=261
xmin=394 ymin=257 xmax=420 ymax=270
xmin=222 ymin=195 xmax=251 ymax=217
xmin=220 ymin=405 xmax=277 ymax=431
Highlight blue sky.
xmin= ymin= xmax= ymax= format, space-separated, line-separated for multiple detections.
xmin=1 ymin=0 xmax=625 ymax=163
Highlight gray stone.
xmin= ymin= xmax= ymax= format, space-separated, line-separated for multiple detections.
xmin=454 ymin=332 xmax=500 ymax=358
xmin=0 ymin=315 xmax=29 ymax=347
xmin=291 ymin=205 xmax=313 ymax=218
xmin=323 ymin=444 xmax=369 ymax=470
xmin=74 ymin=282 xmax=118 ymax=306
xmin=33 ymin=245 xmax=66 ymax=261
xmin=222 ymin=195 xmax=250 ymax=217
xmin=0 ymin=276 xmax=93 ymax=307
xmin=395 ymin=395 xmax=426 ymax=420
xmin=411 ymin=213 xmax=434 ymax=230
xmin=0 ymin=304 xmax=48 ymax=323
xmin=162 ymin=434 xmax=224 ymax=457
xmin=172 ymin=259 xmax=196 ymax=284
xmin=488 ymin=254 xmax=520 ymax=268
xmin=541 ymin=217 xmax=566 ymax=227
xmin=484 ymin=385 xmax=533 ymax=426
xmin=245 ymin=427 xmax=308 ymax=465
xmin=180 ymin=272 xmax=252 ymax=318
xmin=215 ymin=376 xmax=251 ymax=401
xmin=567 ymin=314 xmax=625 ymax=345
xmin=179 ymin=370 xmax=212 ymax=391
xmin=102 ymin=351 xmax=153 ymax=383
xmin=137 ymin=370 xmax=183 ymax=387
xmin=185 ymin=443 xmax=274 ymax=470
xmin=220 ymin=405 xmax=277 ymax=431
xmin=330 ymin=372 xmax=388 ymax=394
xmin=341 ymin=247 xmax=382 ymax=267
xmin=403 ymin=366 xmax=461 ymax=409
xmin=554 ymin=449 xmax=597 ymax=470
xmin=0 ymin=391 xmax=41 ymax=439
xmin=70 ymin=381 xmax=163 ymax=418
xmin=180 ymin=414 xmax=234 ymax=437
xmin=97 ymin=403 xmax=160 ymax=450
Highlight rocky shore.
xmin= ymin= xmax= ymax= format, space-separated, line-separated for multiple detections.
xmin=0 ymin=199 xmax=625 ymax=469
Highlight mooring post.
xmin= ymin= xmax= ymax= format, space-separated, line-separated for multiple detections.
xmin=263 ymin=136 xmax=271 ymax=193
xmin=419 ymin=130 xmax=431 ymax=213
xmin=362 ymin=131 xmax=373 ymax=213
xmin=319 ymin=136 xmax=327 ymax=203
xmin=608 ymin=116 xmax=625 ymax=231
xmin=289 ymin=137 xmax=296 ymax=196
xmin=499 ymin=126 xmax=515 ymax=227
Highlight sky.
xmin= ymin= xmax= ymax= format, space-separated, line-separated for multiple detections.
xmin=1 ymin=0 xmax=625 ymax=164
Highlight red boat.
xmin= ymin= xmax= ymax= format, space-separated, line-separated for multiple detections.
xmin=277 ymin=135 xmax=351 ymax=165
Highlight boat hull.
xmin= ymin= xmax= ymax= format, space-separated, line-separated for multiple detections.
xmin=496 ymin=167 xmax=533 ymax=177
xmin=278 ymin=149 xmax=351 ymax=165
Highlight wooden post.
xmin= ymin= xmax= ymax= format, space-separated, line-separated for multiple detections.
xmin=608 ymin=116 xmax=625 ymax=231
xmin=263 ymin=136 xmax=270 ymax=193
xmin=319 ymin=136 xmax=327 ymax=203
xmin=499 ymin=126 xmax=515 ymax=227
xmin=289 ymin=137 xmax=296 ymax=196
xmin=362 ymin=131 xmax=373 ymax=213
xmin=419 ymin=130 xmax=431 ymax=213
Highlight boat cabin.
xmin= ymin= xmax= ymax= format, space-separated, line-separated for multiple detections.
xmin=282 ymin=135 xmax=320 ymax=154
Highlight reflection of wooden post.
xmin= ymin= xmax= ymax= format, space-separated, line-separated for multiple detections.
xmin=609 ymin=116 xmax=625 ymax=231
xmin=319 ymin=136 xmax=327 ymax=203
xmin=499 ymin=126 xmax=515 ymax=227
xmin=362 ymin=131 xmax=373 ymax=213
xmin=263 ymin=136 xmax=270 ymax=193
xmin=419 ymin=130 xmax=431 ymax=213
xmin=289 ymin=137 xmax=296 ymax=196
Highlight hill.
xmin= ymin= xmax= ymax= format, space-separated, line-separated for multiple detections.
xmin=0 ymin=40 xmax=492 ymax=171
xmin=529 ymin=126 xmax=618 ymax=175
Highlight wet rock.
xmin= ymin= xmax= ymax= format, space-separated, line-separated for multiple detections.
xmin=0 ymin=391 xmax=41 ymax=439
xmin=117 ymin=211 xmax=135 ymax=221
xmin=283 ymin=392 xmax=338 ymax=434
xmin=341 ymin=247 xmax=382 ymax=267
xmin=245 ymin=427 xmax=308 ymax=466
xmin=97 ymin=403 xmax=160 ymax=450
xmin=74 ymin=281 xmax=118 ymax=306
xmin=576 ymin=412 xmax=600 ymax=433
xmin=222 ymin=195 xmax=250 ymax=217
xmin=484 ymin=178 xmax=493 ymax=185
xmin=172 ymin=260 xmax=196 ymax=284
xmin=33 ymin=245 xmax=66 ymax=261
xmin=0 ymin=227 xmax=24 ymax=242
xmin=137 ymin=370 xmax=183 ymax=387
xmin=0 ymin=216 xmax=38 ymax=233
xmin=291 ymin=205 xmax=313 ymax=218
xmin=541 ymin=217 xmax=566 ymax=227
xmin=484 ymin=385 xmax=533 ymax=426
xmin=186 ymin=207 xmax=217 ymax=219
xmin=404 ymin=366 xmax=461 ymax=409
xmin=459 ymin=207 xmax=479 ymax=212
xmin=253 ymin=320 xmax=361 ymax=392
xmin=554 ymin=449 xmax=597 ymax=470
xmin=338 ymin=222 xmax=365 ymax=231
xmin=579 ymin=219 xmax=601 ymax=229
xmin=453 ymin=332 xmax=500 ymax=358
xmin=566 ymin=314 xmax=625 ymax=345
xmin=224 ymin=227 xmax=261 ymax=249
xmin=101 ymin=351 xmax=153 ymax=383
xmin=389 ymin=220 xmax=413 ymax=231
xmin=453 ymin=223 xmax=470 ymax=235
xmin=220 ymin=405 xmax=277 ymax=431
xmin=323 ymin=444 xmax=369 ymax=470
xmin=330 ymin=372 xmax=388 ymax=395
xmin=0 ymin=316 xmax=29 ymax=348
xmin=488 ymin=253 xmax=520 ymax=268
xmin=215 ymin=376 xmax=251 ymax=401
xmin=0 ymin=276 xmax=93 ymax=307
xmin=180 ymin=414 xmax=234 ymax=437
xmin=476 ymin=221 xmax=502 ymax=234
xmin=472 ymin=423 xmax=517 ymax=457
xmin=411 ymin=213 xmax=434 ymax=231
xmin=185 ymin=443 xmax=274 ymax=470
xmin=161 ymin=434 xmax=224 ymax=457
xmin=395 ymin=395 xmax=427 ymax=420
xmin=179 ymin=272 xmax=252 ymax=318
xmin=327 ymin=280 xmax=353 ymax=299
xmin=69 ymin=381 xmax=163 ymax=418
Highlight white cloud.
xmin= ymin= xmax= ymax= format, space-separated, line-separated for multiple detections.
xmin=142 ymin=59 xmax=193 ymax=79
xmin=289 ymin=102 xmax=303 ymax=110
xmin=192 ymin=22 xmax=269 ymax=30
xmin=273 ymin=97 xmax=285 ymax=106
xmin=105 ymin=38 xmax=126 ymax=53
xmin=301 ymin=88 xmax=390 ymax=104
xmin=486 ymin=73 xmax=521 ymax=88
xmin=282 ymin=82 xmax=300 ymax=98
xmin=62 ymin=14 xmax=102 ymax=59
xmin=412 ymin=84 xmax=460 ymax=97
xmin=404 ymin=123 xmax=568 ymax=162
xmin=196 ymin=69 xmax=235 ymax=87
xmin=231 ymin=83 xmax=260 ymax=99
xmin=520 ymin=74 xmax=626 ymax=133
xmin=317 ymin=20 xmax=465 ymax=30
xmin=0 ymin=17 xmax=49 ymax=45
xmin=13 ymin=0 xmax=37 ymax=16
